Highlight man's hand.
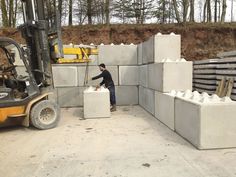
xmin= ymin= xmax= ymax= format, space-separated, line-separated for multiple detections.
xmin=95 ymin=85 xmax=100 ymax=90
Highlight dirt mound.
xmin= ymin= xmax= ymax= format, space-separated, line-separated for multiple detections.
xmin=1 ymin=23 xmax=236 ymax=60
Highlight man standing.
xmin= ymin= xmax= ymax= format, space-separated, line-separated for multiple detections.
xmin=92 ymin=63 xmax=116 ymax=112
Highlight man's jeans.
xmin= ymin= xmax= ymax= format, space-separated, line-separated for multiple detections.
xmin=108 ymin=86 xmax=116 ymax=106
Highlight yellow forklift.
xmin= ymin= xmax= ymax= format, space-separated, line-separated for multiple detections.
xmin=0 ymin=0 xmax=97 ymax=129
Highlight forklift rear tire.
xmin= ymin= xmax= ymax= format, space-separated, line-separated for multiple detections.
xmin=30 ymin=100 xmax=60 ymax=130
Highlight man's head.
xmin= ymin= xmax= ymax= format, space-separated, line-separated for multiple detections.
xmin=99 ymin=63 xmax=106 ymax=71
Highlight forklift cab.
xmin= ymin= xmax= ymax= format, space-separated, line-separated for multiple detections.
xmin=0 ymin=0 xmax=62 ymax=129
xmin=0 ymin=37 xmax=39 ymax=103
xmin=0 ymin=37 xmax=60 ymax=129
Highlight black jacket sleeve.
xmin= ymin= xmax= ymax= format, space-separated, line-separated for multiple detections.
xmin=92 ymin=72 xmax=104 ymax=80
xmin=100 ymin=80 xmax=105 ymax=86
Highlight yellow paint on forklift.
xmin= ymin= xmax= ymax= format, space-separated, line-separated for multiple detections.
xmin=0 ymin=106 xmax=25 ymax=123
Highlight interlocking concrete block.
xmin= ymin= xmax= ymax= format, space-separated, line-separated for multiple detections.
xmin=142 ymin=34 xmax=181 ymax=63
xmin=98 ymin=45 xmax=137 ymax=65
xmin=155 ymin=91 xmax=176 ymax=130
xmin=142 ymin=36 xmax=154 ymax=64
xmin=154 ymin=34 xmax=181 ymax=62
xmin=148 ymin=61 xmax=193 ymax=92
xmin=52 ymin=65 xmax=78 ymax=87
xmin=116 ymin=86 xmax=138 ymax=105
xmin=77 ymin=66 xmax=118 ymax=86
xmin=139 ymin=86 xmax=155 ymax=115
xmin=175 ymin=91 xmax=236 ymax=149
xmin=83 ymin=87 xmax=110 ymax=118
xmin=139 ymin=65 xmax=148 ymax=87
xmin=138 ymin=43 xmax=143 ymax=65
xmin=58 ymin=87 xmax=86 ymax=107
xmin=119 ymin=66 xmax=139 ymax=85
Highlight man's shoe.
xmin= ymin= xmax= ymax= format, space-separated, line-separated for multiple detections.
xmin=110 ymin=105 xmax=117 ymax=112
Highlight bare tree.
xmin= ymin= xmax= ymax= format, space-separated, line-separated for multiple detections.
xmin=0 ymin=0 xmax=19 ymax=27
xmin=68 ymin=0 xmax=73 ymax=25
xmin=189 ymin=0 xmax=195 ymax=22
xmin=172 ymin=0 xmax=181 ymax=23
xmin=105 ymin=0 xmax=110 ymax=24
xmin=182 ymin=0 xmax=189 ymax=23
xmin=231 ymin=0 xmax=234 ymax=22
xmin=221 ymin=0 xmax=227 ymax=22
xmin=87 ymin=0 xmax=92 ymax=24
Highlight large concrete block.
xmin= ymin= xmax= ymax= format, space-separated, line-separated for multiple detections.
xmin=52 ymin=65 xmax=78 ymax=87
xmin=148 ymin=61 xmax=193 ymax=92
xmin=142 ymin=37 xmax=154 ymax=64
xmin=77 ymin=66 xmax=118 ymax=86
xmin=119 ymin=66 xmax=139 ymax=85
xmin=143 ymin=34 xmax=181 ymax=63
xmin=83 ymin=87 xmax=110 ymax=118
xmin=137 ymin=43 xmax=143 ymax=65
xmin=139 ymin=86 xmax=155 ymax=115
xmin=175 ymin=91 xmax=236 ymax=149
xmin=98 ymin=45 xmax=137 ymax=65
xmin=155 ymin=91 xmax=175 ymax=130
xmin=58 ymin=87 xmax=85 ymax=107
xmin=154 ymin=34 xmax=181 ymax=62
xmin=139 ymin=65 xmax=148 ymax=87
xmin=116 ymin=86 xmax=138 ymax=105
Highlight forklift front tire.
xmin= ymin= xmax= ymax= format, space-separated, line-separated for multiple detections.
xmin=30 ymin=100 xmax=60 ymax=130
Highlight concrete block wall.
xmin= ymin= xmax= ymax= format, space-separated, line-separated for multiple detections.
xmin=52 ymin=44 xmax=138 ymax=107
xmin=12 ymin=44 xmax=139 ymax=108
xmin=142 ymin=33 xmax=181 ymax=64
xmin=138 ymin=33 xmax=193 ymax=130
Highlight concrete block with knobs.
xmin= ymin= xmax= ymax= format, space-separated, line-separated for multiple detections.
xmin=83 ymin=87 xmax=110 ymax=118
xmin=175 ymin=90 xmax=236 ymax=149
xmin=142 ymin=33 xmax=181 ymax=64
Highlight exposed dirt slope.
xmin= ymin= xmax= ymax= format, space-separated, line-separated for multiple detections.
xmin=1 ymin=23 xmax=236 ymax=60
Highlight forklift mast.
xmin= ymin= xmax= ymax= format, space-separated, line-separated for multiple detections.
xmin=19 ymin=0 xmax=63 ymax=88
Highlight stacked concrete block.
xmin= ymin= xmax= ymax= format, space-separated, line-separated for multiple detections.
xmin=58 ymin=87 xmax=86 ymax=107
xmin=175 ymin=91 xmax=236 ymax=149
xmin=155 ymin=91 xmax=176 ymax=130
xmin=139 ymin=86 xmax=155 ymax=115
xmin=137 ymin=43 xmax=143 ymax=65
xmin=83 ymin=87 xmax=110 ymax=118
xmin=148 ymin=61 xmax=193 ymax=92
xmin=142 ymin=37 xmax=154 ymax=64
xmin=52 ymin=65 xmax=78 ymax=87
xmin=119 ymin=66 xmax=139 ymax=85
xmin=142 ymin=33 xmax=181 ymax=64
xmin=98 ymin=44 xmax=137 ymax=65
xmin=77 ymin=66 xmax=118 ymax=86
xmin=139 ymin=65 xmax=148 ymax=87
xmin=116 ymin=86 xmax=139 ymax=105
